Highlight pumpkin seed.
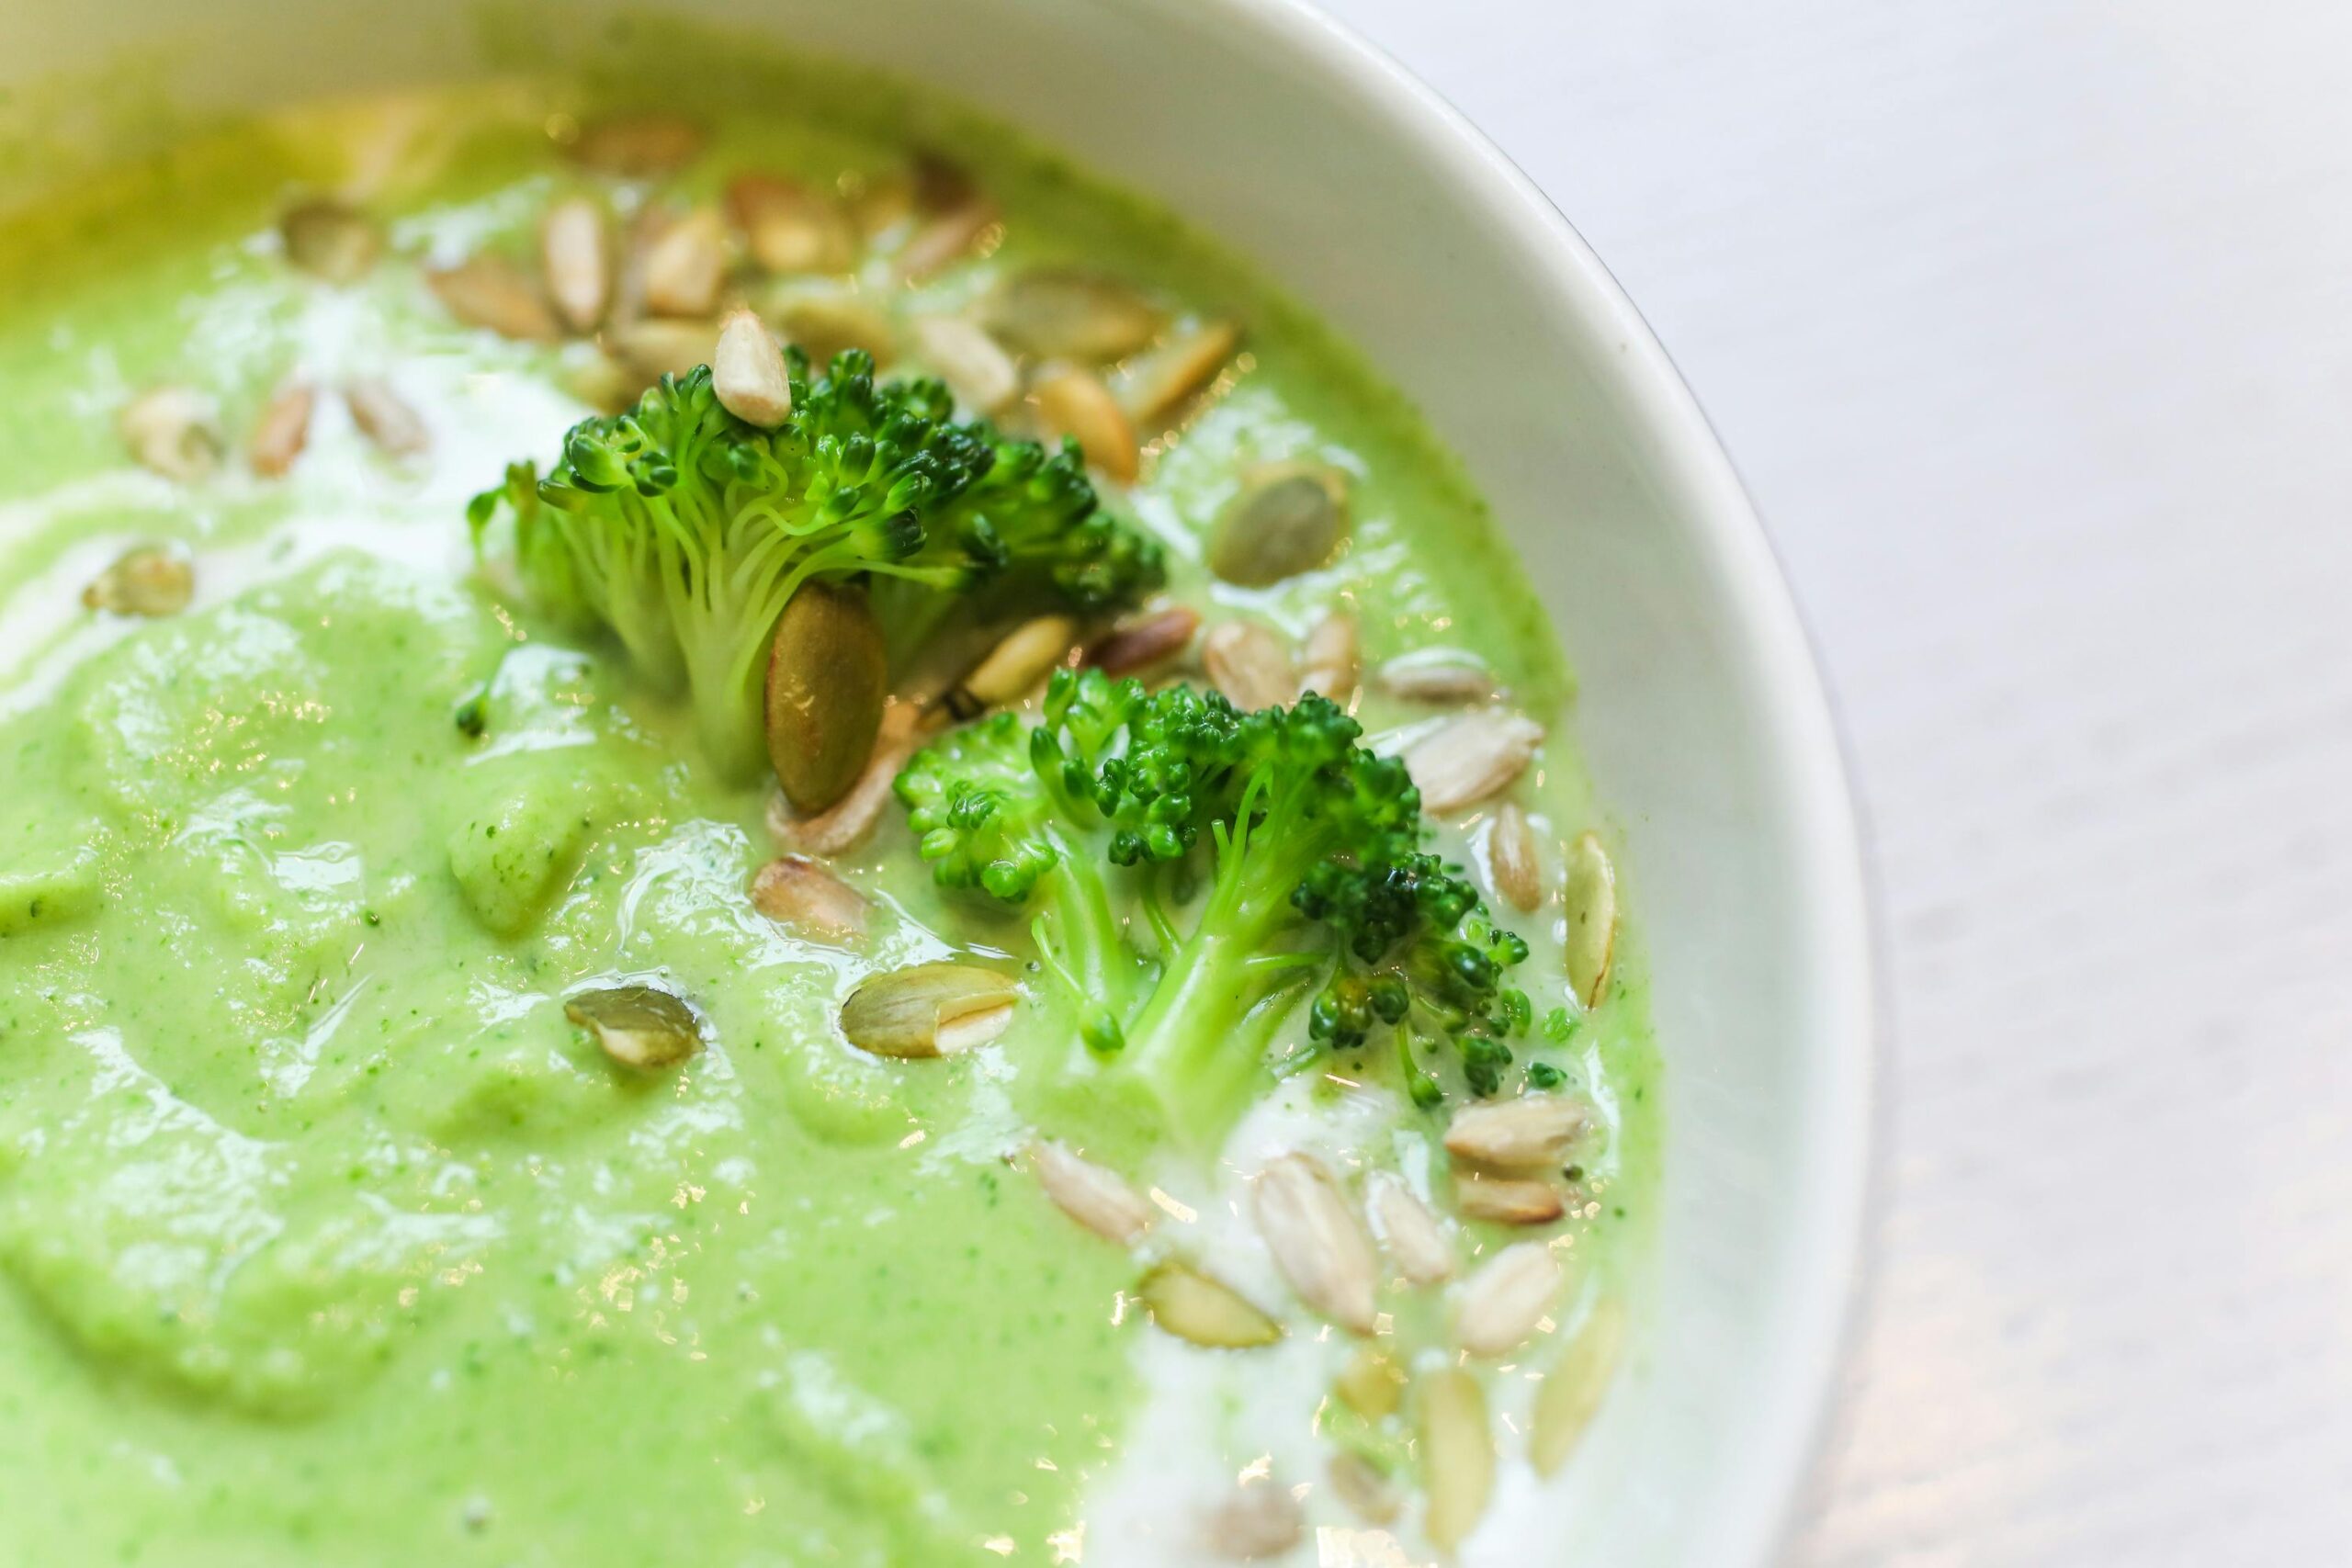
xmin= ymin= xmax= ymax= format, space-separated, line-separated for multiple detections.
xmin=565 ymin=984 xmax=703 ymax=1071
xmin=766 ymin=289 xmax=897 ymax=369
xmin=1297 ymin=610 xmax=1360 ymax=705
xmin=247 ymin=381 xmax=315 ymax=478
xmin=727 ymin=173 xmax=856 ymax=275
xmin=713 ymin=308 xmax=793 ymax=428
xmin=1417 ymin=1368 xmax=1495 ymax=1550
xmin=1531 ymin=1297 xmax=1626 ymax=1473
xmin=1488 ymin=801 xmax=1543 ymax=912
xmin=897 ymin=196 xmax=1000 ymax=283
xmin=1204 ymin=1481 xmax=1303 ymax=1561
xmin=540 ymin=196 xmax=613 ymax=333
xmin=1208 ymin=462 xmax=1347 ymax=586
xmin=1028 ymin=1140 xmax=1153 ymax=1245
xmin=604 ymin=317 xmax=718 ymax=383
xmin=984 ymin=267 xmax=1163 ymax=363
xmin=119 ymin=387 xmax=221 ymax=481
xmin=910 ymin=315 xmax=1018 ymax=413
xmin=1334 ymin=1345 xmax=1408 ymax=1419
xmin=1117 ymin=317 xmax=1240 ymax=426
xmin=1443 ymin=1093 xmax=1588 ymax=1170
xmin=956 ymin=615 xmax=1079 ymax=711
xmin=839 ymin=962 xmax=1018 ymax=1058
xmin=1032 ymin=364 xmax=1138 ymax=483
xmin=1454 ymin=1172 xmax=1566 ymax=1227
xmin=1564 ymin=830 xmax=1619 ymax=1009
xmin=1327 ymin=1451 xmax=1401 ymax=1525
xmin=82 ymin=543 xmax=194 ymax=618
xmin=569 ymin=112 xmax=704 ymax=178
xmin=1376 ymin=648 xmax=1495 ymax=703
xmin=641 ymin=207 xmax=728 ymax=319
xmin=769 ymin=701 xmax=931 ymax=857
xmin=1252 ymin=1152 xmax=1377 ymax=1334
xmin=280 ymin=197 xmax=381 ymax=283
xmin=1202 ymin=620 xmax=1296 ymax=713
xmin=1367 ymin=1170 xmax=1454 ymax=1285
xmin=1404 ymin=708 xmax=1544 ymax=815
xmin=344 ymin=378 xmax=429 ymax=457
xmin=1136 ymin=1262 xmax=1283 ymax=1348
xmin=765 ymin=582 xmax=888 ymax=814
xmin=1456 ymin=1241 xmax=1565 ymax=1357
xmin=1083 ymin=606 xmax=1199 ymax=676
xmin=749 ymin=853 xmax=867 ymax=945
xmin=428 ymin=254 xmax=561 ymax=342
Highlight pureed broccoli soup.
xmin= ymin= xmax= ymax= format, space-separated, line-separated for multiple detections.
xmin=0 ymin=31 xmax=1657 ymax=1568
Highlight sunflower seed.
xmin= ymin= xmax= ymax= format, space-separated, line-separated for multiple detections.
xmin=1333 ymin=1345 xmax=1408 ymax=1418
xmin=1564 ymin=830 xmax=1619 ymax=1009
xmin=540 ymin=196 xmax=613 ymax=333
xmin=82 ymin=543 xmax=194 ymax=617
xmin=984 ymin=267 xmax=1163 ymax=363
xmin=1084 ymin=606 xmax=1199 ymax=676
xmin=749 ymin=854 xmax=867 ymax=944
xmin=956 ymin=615 xmax=1080 ymax=710
xmin=1327 ymin=1451 xmax=1401 ymax=1525
xmin=1405 ymin=709 xmax=1544 ymax=815
xmin=1136 ymin=1262 xmax=1283 ymax=1348
xmin=767 ymin=289 xmax=897 ymax=370
xmin=1454 ymin=1172 xmax=1566 ymax=1227
xmin=910 ymin=315 xmax=1018 ymax=413
xmin=839 ymin=962 xmax=1018 ymax=1058
xmin=1377 ymin=649 xmax=1495 ymax=704
xmin=344 ymin=378 xmax=429 ymax=457
xmin=429 ymin=254 xmax=560 ymax=342
xmin=1209 ymin=462 xmax=1348 ymax=586
xmin=1456 ymin=1241 xmax=1565 ymax=1357
xmin=714 ymin=307 xmax=793 ymax=428
xmin=1532 ymin=1297 xmax=1626 ymax=1473
xmin=1203 ymin=620 xmax=1297 ymax=713
xmin=247 ymin=382 xmax=315 ymax=477
xmin=1297 ymin=610 xmax=1360 ymax=705
xmin=727 ymin=173 xmax=856 ymax=275
xmin=569 ymin=112 xmax=704 ymax=179
xmin=1443 ymin=1094 xmax=1588 ymax=1170
xmin=1367 ymin=1170 xmax=1454 ymax=1284
xmin=642 ymin=207 xmax=728 ymax=319
xmin=565 ymin=984 xmax=703 ymax=1071
xmin=1417 ymin=1368 xmax=1495 ymax=1550
xmin=1033 ymin=364 xmax=1138 ymax=483
xmin=1204 ymin=1481 xmax=1302 ymax=1561
xmin=1117 ymin=318 xmax=1241 ymax=426
xmin=119 ymin=387 xmax=221 ymax=481
xmin=1252 ymin=1153 xmax=1377 ymax=1334
xmin=766 ymin=582 xmax=888 ymax=813
xmin=897 ymin=196 xmax=1000 ymax=283
xmin=1488 ymin=801 xmax=1543 ymax=912
xmin=769 ymin=701 xmax=931 ymax=857
xmin=280 ymin=197 xmax=381 ymax=282
xmin=1028 ymin=1140 xmax=1154 ymax=1244
xmin=604 ymin=317 xmax=718 ymax=382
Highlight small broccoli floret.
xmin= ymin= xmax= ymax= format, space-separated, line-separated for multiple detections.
xmin=472 ymin=351 xmax=1163 ymax=781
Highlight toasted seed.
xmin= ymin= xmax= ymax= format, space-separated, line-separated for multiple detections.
xmin=1328 ymin=1451 xmax=1402 ymax=1525
xmin=279 ymin=197 xmax=381 ymax=283
xmin=429 ymin=254 xmax=561 ymax=342
xmin=1334 ymin=1345 xmax=1408 ymax=1419
xmin=1117 ymin=318 xmax=1241 ymax=426
xmin=1252 ymin=1153 xmax=1377 ymax=1334
xmin=766 ymin=582 xmax=888 ymax=813
xmin=1532 ymin=1297 xmax=1627 ymax=1473
xmin=1084 ymin=606 xmax=1199 ymax=675
xmin=714 ymin=308 xmax=793 ymax=428
xmin=1297 ymin=610 xmax=1360 ymax=705
xmin=839 ymin=962 xmax=1018 ymax=1058
xmin=1564 ymin=830 xmax=1620 ymax=1009
xmin=1202 ymin=620 xmax=1296 ymax=713
xmin=1028 ymin=1140 xmax=1153 ymax=1245
xmin=1454 ymin=1172 xmax=1566 ymax=1227
xmin=749 ymin=854 xmax=867 ymax=944
xmin=1136 ymin=1262 xmax=1283 ymax=1348
xmin=727 ymin=173 xmax=856 ymax=275
xmin=1377 ymin=649 xmax=1496 ymax=703
xmin=565 ymin=984 xmax=702 ymax=1070
xmin=82 ymin=543 xmax=194 ymax=617
xmin=119 ymin=387 xmax=221 ymax=481
xmin=344 ymin=378 xmax=429 ymax=457
xmin=247 ymin=382 xmax=315 ymax=477
xmin=642 ymin=207 xmax=728 ymax=319
xmin=605 ymin=317 xmax=718 ymax=382
xmin=1444 ymin=1094 xmax=1589 ymax=1170
xmin=1418 ymin=1368 xmax=1495 ymax=1550
xmin=958 ymin=615 xmax=1080 ymax=709
xmin=569 ymin=112 xmax=704 ymax=178
xmin=984 ymin=267 xmax=1163 ymax=363
xmin=540 ymin=196 xmax=614 ymax=333
xmin=1209 ymin=462 xmax=1347 ymax=586
xmin=910 ymin=150 xmax=978 ymax=214
xmin=768 ymin=289 xmax=897 ymax=369
xmin=1033 ymin=364 xmax=1138 ymax=483
xmin=1204 ymin=1482 xmax=1302 ymax=1561
xmin=1457 ymin=1241 xmax=1566 ymax=1358
xmin=910 ymin=315 xmax=1018 ymax=413
xmin=1488 ymin=802 xmax=1543 ymax=913
xmin=897 ymin=196 xmax=1000 ymax=282
xmin=1405 ymin=709 xmax=1544 ymax=815
xmin=1367 ymin=1171 xmax=1455 ymax=1285
xmin=770 ymin=701 xmax=930 ymax=856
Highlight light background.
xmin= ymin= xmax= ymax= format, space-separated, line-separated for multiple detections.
xmin=1313 ymin=1 xmax=2352 ymax=1562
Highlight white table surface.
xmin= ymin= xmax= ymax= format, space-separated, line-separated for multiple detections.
xmin=1316 ymin=1 xmax=2352 ymax=1561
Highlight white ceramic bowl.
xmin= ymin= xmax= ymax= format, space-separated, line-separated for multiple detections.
xmin=10 ymin=2 xmax=1877 ymax=1562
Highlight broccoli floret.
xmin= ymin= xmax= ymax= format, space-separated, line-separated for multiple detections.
xmin=470 ymin=350 xmax=1164 ymax=781
xmin=894 ymin=671 xmax=1532 ymax=1149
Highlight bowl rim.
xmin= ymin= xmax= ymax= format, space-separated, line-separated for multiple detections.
xmin=1192 ymin=0 xmax=1884 ymax=1558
